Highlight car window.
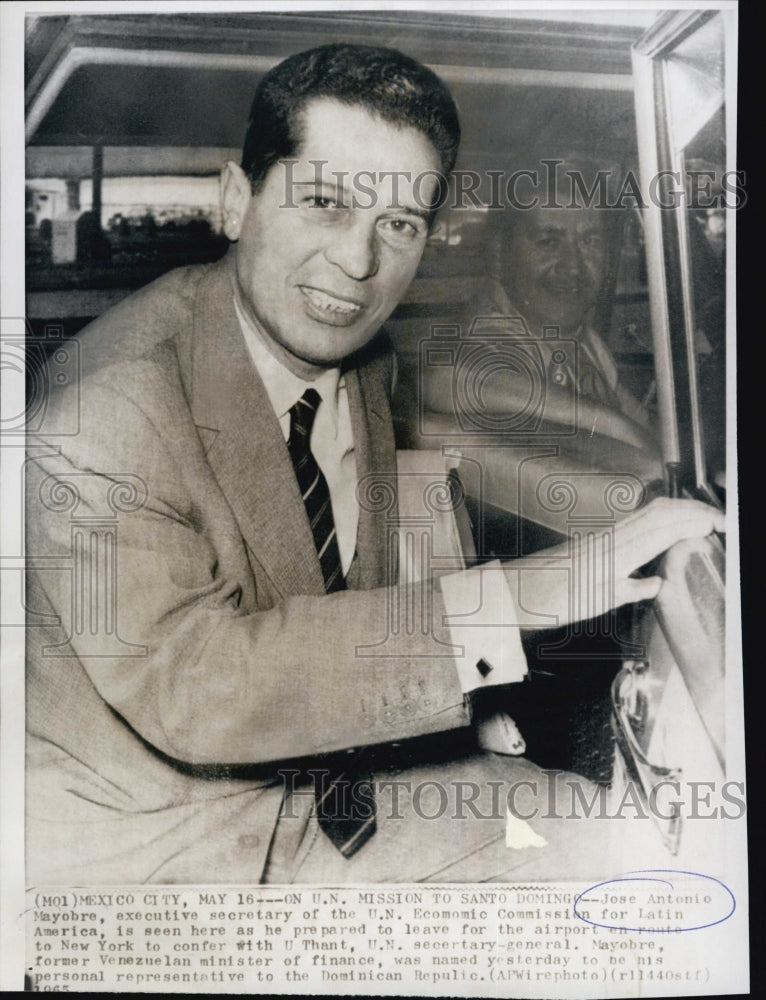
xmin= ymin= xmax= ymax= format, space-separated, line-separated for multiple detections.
xmin=632 ymin=9 xmax=731 ymax=504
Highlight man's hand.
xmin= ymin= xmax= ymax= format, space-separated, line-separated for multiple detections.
xmin=503 ymin=497 xmax=725 ymax=629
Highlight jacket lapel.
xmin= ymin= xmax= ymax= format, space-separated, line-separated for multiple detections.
xmin=175 ymin=253 xmax=398 ymax=598
xmin=346 ymin=346 xmax=398 ymax=591
xmin=177 ymin=255 xmax=326 ymax=598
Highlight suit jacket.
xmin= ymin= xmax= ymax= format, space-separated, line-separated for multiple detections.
xmin=25 ymin=253 xmax=470 ymax=883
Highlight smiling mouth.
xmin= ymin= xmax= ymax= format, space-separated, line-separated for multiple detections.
xmin=300 ymin=286 xmax=364 ymax=317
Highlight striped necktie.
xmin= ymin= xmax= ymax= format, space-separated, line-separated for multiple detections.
xmin=287 ymin=387 xmax=377 ymax=858
xmin=287 ymin=388 xmax=345 ymax=593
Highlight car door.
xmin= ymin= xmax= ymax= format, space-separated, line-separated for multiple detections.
xmin=609 ymin=7 xmax=735 ymax=865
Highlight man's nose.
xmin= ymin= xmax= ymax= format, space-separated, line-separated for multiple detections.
xmin=324 ymin=217 xmax=380 ymax=280
xmin=554 ymin=237 xmax=585 ymax=276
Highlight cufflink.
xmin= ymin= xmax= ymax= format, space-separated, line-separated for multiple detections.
xmin=476 ymin=658 xmax=493 ymax=678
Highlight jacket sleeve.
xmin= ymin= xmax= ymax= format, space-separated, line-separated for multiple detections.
xmin=26 ymin=375 xmax=471 ymax=767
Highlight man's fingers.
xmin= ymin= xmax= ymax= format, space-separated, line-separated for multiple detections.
xmin=618 ymin=575 xmax=663 ymax=608
xmin=523 ymin=498 xmax=724 ymax=624
xmin=650 ymin=497 xmax=724 ymax=535
xmin=614 ymin=498 xmax=724 ymax=576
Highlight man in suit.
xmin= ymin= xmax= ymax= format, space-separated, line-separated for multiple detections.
xmin=25 ymin=43 xmax=723 ymax=884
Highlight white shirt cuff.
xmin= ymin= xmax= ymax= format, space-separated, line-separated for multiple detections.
xmin=438 ymin=560 xmax=528 ymax=694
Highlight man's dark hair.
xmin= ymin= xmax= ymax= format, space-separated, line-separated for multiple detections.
xmin=240 ymin=43 xmax=461 ymax=193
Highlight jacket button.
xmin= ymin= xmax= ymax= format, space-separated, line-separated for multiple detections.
xmin=238 ymin=834 xmax=260 ymax=849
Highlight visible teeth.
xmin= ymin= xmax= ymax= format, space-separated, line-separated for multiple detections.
xmin=303 ymin=288 xmax=361 ymax=314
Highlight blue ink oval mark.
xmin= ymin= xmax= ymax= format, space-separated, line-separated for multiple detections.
xmin=573 ymin=869 xmax=735 ymax=932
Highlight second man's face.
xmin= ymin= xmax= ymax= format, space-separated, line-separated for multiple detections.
xmin=223 ymin=98 xmax=443 ymax=378
xmin=503 ymin=205 xmax=608 ymax=337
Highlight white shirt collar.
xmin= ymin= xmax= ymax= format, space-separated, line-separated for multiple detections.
xmin=233 ymin=295 xmax=342 ymax=435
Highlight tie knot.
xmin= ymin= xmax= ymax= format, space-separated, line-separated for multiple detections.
xmin=290 ymin=388 xmax=322 ymax=440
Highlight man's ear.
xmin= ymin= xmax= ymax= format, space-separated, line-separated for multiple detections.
xmin=220 ymin=161 xmax=251 ymax=241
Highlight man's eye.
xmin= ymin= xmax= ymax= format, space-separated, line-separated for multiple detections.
xmin=305 ymin=195 xmax=341 ymax=209
xmin=378 ymin=217 xmax=426 ymax=240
